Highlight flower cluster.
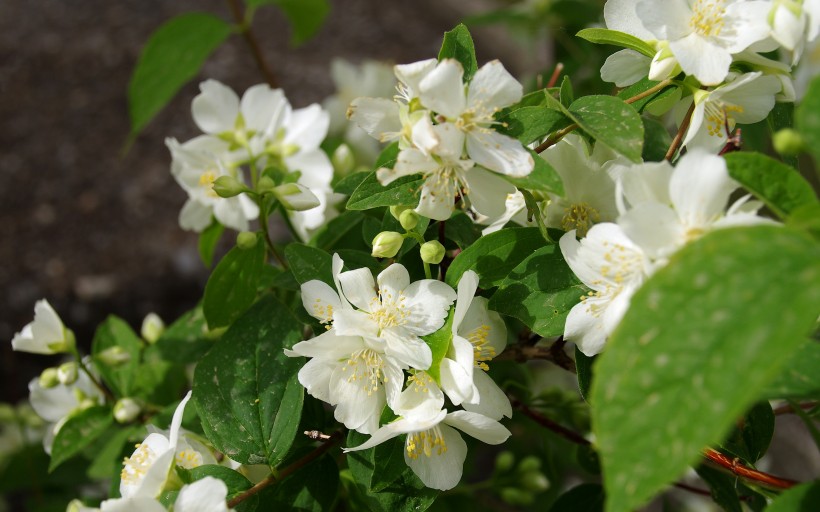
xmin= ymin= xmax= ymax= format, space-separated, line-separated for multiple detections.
xmin=560 ymin=149 xmax=773 ymax=356
xmin=286 ymin=255 xmax=511 ymax=489
xmin=167 ymin=80 xmax=335 ymax=240
xmin=348 ymin=58 xmax=535 ymax=221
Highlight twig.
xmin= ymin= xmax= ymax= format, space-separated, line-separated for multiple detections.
xmin=534 ymin=123 xmax=578 ymax=154
xmin=665 ymin=101 xmax=696 ymax=161
xmin=511 ymin=397 xmax=590 ymax=446
xmin=227 ymin=431 xmax=343 ymax=508
xmin=622 ymin=78 xmax=673 ymax=105
xmin=546 ymin=63 xmax=564 ymax=89
xmin=226 ymin=0 xmax=279 ymax=88
xmin=773 ymin=401 xmax=818 ymax=416
xmin=702 ymin=449 xmax=798 ymax=490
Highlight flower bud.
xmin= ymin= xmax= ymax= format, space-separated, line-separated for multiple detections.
xmin=274 ymin=183 xmax=321 ymax=211
xmin=494 ymin=451 xmax=515 ymax=473
xmin=520 ymin=471 xmax=550 ymax=492
xmin=236 ymin=231 xmax=259 ymax=250
xmin=0 ymin=403 xmax=16 ymax=423
xmin=517 ymin=455 xmax=541 ymax=473
xmin=140 ymin=312 xmax=165 ymax=344
xmin=500 ymin=487 xmax=533 ymax=506
xmin=371 ymin=231 xmax=404 ymax=258
xmin=96 ymin=346 xmax=131 ymax=366
xmin=114 ymin=398 xmax=142 ymax=424
xmin=66 ymin=499 xmax=95 ymax=512
xmin=648 ymin=43 xmax=680 ymax=81
xmin=420 ymin=240 xmax=445 ymax=264
xmin=389 ymin=204 xmax=412 ymax=221
xmin=212 ymin=175 xmax=247 ymax=198
xmin=332 ymin=143 xmax=356 ymax=176
xmin=399 ymin=209 xmax=420 ymax=230
xmin=257 ymin=176 xmax=277 ymax=195
xmin=57 ymin=362 xmax=78 ymax=386
xmin=39 ymin=368 xmax=60 ymax=389
xmin=773 ymin=128 xmax=805 ymax=156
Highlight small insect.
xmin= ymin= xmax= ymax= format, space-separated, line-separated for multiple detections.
xmin=718 ymin=108 xmax=742 ymax=156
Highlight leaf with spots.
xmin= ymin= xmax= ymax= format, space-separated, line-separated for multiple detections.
xmin=49 ymin=406 xmax=113 ymax=472
xmin=761 ymin=339 xmax=820 ymax=399
xmin=591 ymin=225 xmax=820 ymax=512
xmin=567 ymin=95 xmax=644 ymax=162
xmin=193 ymin=295 xmax=304 ymax=467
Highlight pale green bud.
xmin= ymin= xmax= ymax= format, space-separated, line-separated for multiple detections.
xmin=57 ymin=362 xmax=78 ymax=386
xmin=494 ymin=450 xmax=515 ymax=473
xmin=274 ymin=183 xmax=321 ymax=211
xmin=140 ymin=312 xmax=165 ymax=344
xmin=332 ymin=143 xmax=356 ymax=176
xmin=520 ymin=471 xmax=550 ymax=492
xmin=399 ymin=209 xmax=420 ymax=230
xmin=517 ymin=455 xmax=541 ymax=473
xmin=420 ymin=240 xmax=445 ymax=264
xmin=257 ymin=176 xmax=277 ymax=194
xmin=212 ymin=175 xmax=247 ymax=198
xmin=389 ymin=204 xmax=412 ymax=221
xmin=371 ymin=231 xmax=404 ymax=258
xmin=500 ymin=487 xmax=533 ymax=506
xmin=39 ymin=368 xmax=60 ymax=388
xmin=114 ymin=398 xmax=142 ymax=424
xmin=773 ymin=128 xmax=805 ymax=156
xmin=236 ymin=231 xmax=259 ymax=250
xmin=96 ymin=346 xmax=131 ymax=366
xmin=66 ymin=499 xmax=92 ymax=512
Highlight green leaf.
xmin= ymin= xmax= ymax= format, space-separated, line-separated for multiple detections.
xmin=767 ymin=482 xmax=820 ymax=512
xmin=346 ymin=431 xmax=439 ymax=512
xmin=442 ymin=212 xmax=482 ymax=249
xmin=720 ymin=401 xmax=774 ymax=463
xmin=575 ymin=28 xmax=655 ymax=58
xmin=128 ymin=13 xmax=232 ymax=138
xmin=247 ymin=0 xmax=330 ymax=46
xmin=87 ymin=426 xmax=140 ymax=480
xmin=568 ymin=95 xmax=644 ymax=162
xmin=309 ymin=210 xmax=366 ymax=251
xmin=335 ymin=171 xmax=371 ymax=195
xmin=641 ymin=116 xmax=672 ymax=162
xmin=617 ymin=78 xmax=680 ymax=115
xmin=549 ymin=483 xmax=605 ymax=512
xmin=559 ymin=76 xmax=574 ymax=107
xmin=198 ymin=220 xmax=225 ymax=267
xmin=183 ymin=465 xmax=258 ymax=512
xmin=767 ymin=102 xmax=799 ymax=169
xmin=788 ymin=203 xmax=820 ymax=239
xmin=497 ymin=105 xmax=572 ymax=145
xmin=49 ymin=406 xmax=113 ymax=472
xmin=694 ymin=465 xmax=743 ymax=512
xmin=796 ymin=75 xmax=820 ymax=164
xmin=489 ymin=244 xmax=584 ymax=338
xmin=203 ymin=241 xmax=266 ymax=329
xmin=154 ymin=306 xmax=214 ymax=364
xmin=347 ymin=172 xmax=424 ymax=211
xmin=591 ymin=226 xmax=820 ymax=512
xmin=501 ymin=150 xmax=565 ymax=196
xmin=445 ymin=227 xmax=547 ymax=288
xmin=193 ymin=296 xmax=305 ymax=466
xmin=92 ymin=315 xmax=144 ymax=396
xmin=438 ymin=24 xmax=478 ymax=81
xmin=761 ymin=339 xmax=820 ymax=399
xmin=285 ymin=243 xmax=333 ymax=286
xmin=265 ymin=452 xmax=339 ymax=511
xmin=724 ymin=152 xmax=818 ymax=219
xmin=421 ymin=309 xmax=455 ymax=382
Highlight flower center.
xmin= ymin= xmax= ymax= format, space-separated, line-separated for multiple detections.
xmin=120 ymin=442 xmax=157 ymax=486
xmin=689 ymin=0 xmax=727 ymax=38
xmin=407 ymin=371 xmax=435 ymax=393
xmin=175 ymin=448 xmax=203 ymax=470
xmin=704 ymin=101 xmax=743 ymax=138
xmin=467 ymin=324 xmax=495 ymax=371
xmin=199 ymin=171 xmax=219 ymax=198
xmin=406 ymin=425 xmax=447 ymax=459
xmin=599 ymin=240 xmax=644 ymax=285
xmin=371 ymin=288 xmax=410 ymax=330
xmin=561 ymin=202 xmax=601 ymax=237
xmin=310 ymin=298 xmax=335 ymax=328
xmin=341 ymin=349 xmax=387 ymax=396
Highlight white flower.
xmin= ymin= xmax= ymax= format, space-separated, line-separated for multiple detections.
xmin=334 ymin=262 xmax=457 ymax=370
xmin=767 ymin=0 xmax=820 ymax=63
xmin=95 ymin=476 xmax=232 ymax=512
xmin=559 ymin=224 xmax=650 ymax=356
xmin=120 ymin=391 xmax=207 ymax=499
xmin=542 ymin=134 xmax=621 ymax=237
xmin=616 ymin=150 xmax=775 ymax=263
xmin=480 ymin=190 xmax=534 ymax=235
xmin=418 ymin=59 xmax=533 ymax=177
xmin=377 ymin=121 xmax=515 ymax=220
xmin=29 ymin=366 xmax=105 ymax=454
xmin=344 ymin=388 xmax=510 ymax=491
xmin=167 ymin=135 xmax=259 ymax=232
xmin=438 ymin=271 xmax=512 ymax=420
xmin=682 ymin=72 xmax=782 ymax=152
xmin=636 ymin=0 xmax=772 ymax=85
xmin=601 ymin=49 xmax=653 ymax=87
xmin=12 ymin=299 xmax=72 ymax=354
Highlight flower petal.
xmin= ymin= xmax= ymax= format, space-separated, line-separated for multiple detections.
xmin=601 ymin=49 xmax=651 ymax=87
xmin=347 ymin=97 xmax=402 ymax=142
xmin=285 ymin=104 xmax=329 ymax=150
xmin=174 ymin=477 xmax=230 ymax=512
xmin=419 ymin=60 xmax=467 ymax=119
xmin=467 ymin=60 xmax=522 ymax=117
xmin=463 ymin=370 xmax=513 ymax=420
xmin=444 ymin=410 xmax=511 ymax=445
xmin=402 ymin=280 xmax=457 ymax=335
xmin=240 ymin=84 xmax=287 ymax=133
xmin=338 ymin=268 xmax=378 ymax=311
xmin=466 ymin=130 xmax=534 ymax=177
xmin=463 ymin=166 xmax=516 ymax=218
xmin=301 ymin=280 xmax=342 ymax=324
xmin=452 ymin=270 xmax=479 ymax=333
xmin=404 ymin=424 xmax=467 ymax=491
xmin=192 ymin=80 xmax=240 ymax=134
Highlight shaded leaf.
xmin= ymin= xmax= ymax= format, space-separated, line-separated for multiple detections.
xmin=49 ymin=406 xmax=113 ymax=472
xmin=203 ymin=241 xmax=266 ymax=329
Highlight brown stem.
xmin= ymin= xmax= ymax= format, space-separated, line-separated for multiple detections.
xmin=702 ymin=448 xmax=798 ymax=490
xmin=773 ymin=401 xmax=818 ymax=416
xmin=511 ymin=397 xmax=590 ymax=446
xmin=546 ymin=63 xmax=564 ymax=89
xmin=226 ymin=0 xmax=279 ymax=88
xmin=498 ymin=338 xmax=576 ymax=374
xmin=226 ymin=431 xmax=343 ymax=508
xmin=665 ymin=101 xmax=696 ymax=161
xmin=534 ymin=123 xmax=578 ymax=154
